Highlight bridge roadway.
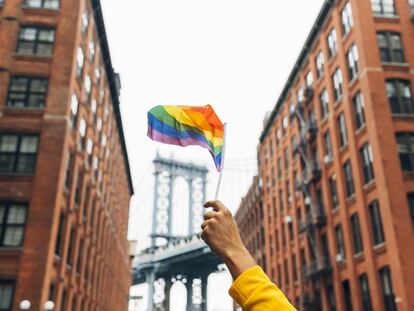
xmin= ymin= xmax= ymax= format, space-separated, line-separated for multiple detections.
xmin=132 ymin=234 xmax=223 ymax=311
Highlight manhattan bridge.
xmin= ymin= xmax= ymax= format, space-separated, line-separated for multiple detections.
xmin=131 ymin=155 xmax=229 ymax=311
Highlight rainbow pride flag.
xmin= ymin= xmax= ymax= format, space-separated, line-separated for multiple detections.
xmin=147 ymin=105 xmax=225 ymax=171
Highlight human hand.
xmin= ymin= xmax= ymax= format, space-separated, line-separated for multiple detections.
xmin=201 ymin=200 xmax=256 ymax=279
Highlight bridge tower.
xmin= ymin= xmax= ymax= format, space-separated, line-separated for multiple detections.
xmin=151 ymin=153 xmax=208 ymax=246
xmin=134 ymin=154 xmax=221 ymax=311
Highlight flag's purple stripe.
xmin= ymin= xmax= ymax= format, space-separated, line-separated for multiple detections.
xmin=148 ymin=126 xmax=222 ymax=171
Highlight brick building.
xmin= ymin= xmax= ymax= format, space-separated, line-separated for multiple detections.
xmin=243 ymin=0 xmax=414 ymax=310
xmin=0 ymin=0 xmax=134 ymax=310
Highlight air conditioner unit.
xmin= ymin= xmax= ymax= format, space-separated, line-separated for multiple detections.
xmin=324 ymin=155 xmax=333 ymax=164
xmin=285 ymin=216 xmax=293 ymax=224
xmin=288 ymin=196 xmax=293 ymax=203
xmin=336 ymin=254 xmax=345 ymax=263
xmin=304 ymin=196 xmax=312 ymax=205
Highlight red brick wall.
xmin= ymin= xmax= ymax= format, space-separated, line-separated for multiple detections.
xmin=0 ymin=0 xmax=132 ymax=310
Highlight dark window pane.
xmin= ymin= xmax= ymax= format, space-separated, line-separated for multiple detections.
xmin=359 ymin=274 xmax=373 ymax=311
xmin=368 ymin=200 xmax=385 ymax=245
xmin=342 ymin=280 xmax=353 ymax=311
xmin=379 ymin=266 xmax=397 ymax=311
xmin=377 ymin=32 xmax=405 ymax=63
xmin=351 ymin=213 xmax=364 ymax=254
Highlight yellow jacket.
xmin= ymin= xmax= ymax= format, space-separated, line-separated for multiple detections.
xmin=229 ymin=266 xmax=297 ymax=311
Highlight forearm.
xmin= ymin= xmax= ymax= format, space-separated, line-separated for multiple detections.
xmin=223 ymin=246 xmax=257 ymax=280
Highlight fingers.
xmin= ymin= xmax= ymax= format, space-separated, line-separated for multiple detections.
xmin=203 ymin=211 xmax=217 ymax=220
xmin=203 ymin=200 xmax=226 ymax=212
xmin=201 ymin=219 xmax=212 ymax=230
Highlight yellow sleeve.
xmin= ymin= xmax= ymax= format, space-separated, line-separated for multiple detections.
xmin=228 ymin=266 xmax=297 ymax=311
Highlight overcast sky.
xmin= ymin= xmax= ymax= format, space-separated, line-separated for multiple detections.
xmin=100 ymin=0 xmax=325 ymax=310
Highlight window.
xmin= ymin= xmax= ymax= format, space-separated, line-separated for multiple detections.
xmin=306 ymin=71 xmax=313 ymax=87
xmin=377 ymin=32 xmax=405 ymax=63
xmin=23 ymin=0 xmax=60 ymax=9
xmin=386 ymin=79 xmax=414 ymax=114
xmin=335 ymin=224 xmax=346 ymax=259
xmin=6 ymin=76 xmax=48 ymax=108
xmin=0 ymin=134 xmax=39 ymax=174
xmin=326 ymin=285 xmax=336 ymax=311
xmin=379 ymin=266 xmax=397 ymax=311
xmin=320 ymin=89 xmax=329 ymax=119
xmin=0 ymin=203 xmax=27 ymax=247
xmin=66 ymin=227 xmax=75 ymax=266
xmin=315 ymin=51 xmax=324 ymax=78
xmin=343 ymin=160 xmax=355 ymax=197
xmin=408 ymin=193 xmax=414 ymax=231
xmin=82 ymin=9 xmax=89 ymax=34
xmin=76 ymin=47 xmax=84 ymax=77
xmin=347 ymin=44 xmax=359 ymax=81
xmin=353 ymin=92 xmax=366 ymax=130
xmin=79 ymin=119 xmax=86 ymax=150
xmin=359 ymin=274 xmax=373 ymax=311
xmin=332 ymin=68 xmax=343 ymax=101
xmin=89 ymin=40 xmax=95 ymax=61
xmin=341 ymin=2 xmax=354 ymax=36
xmin=327 ymin=28 xmax=338 ymax=57
xmin=329 ymin=176 xmax=339 ymax=209
xmin=85 ymin=75 xmax=91 ymax=100
xmin=284 ymin=259 xmax=289 ymax=286
xmin=342 ymin=280 xmax=353 ymax=311
xmin=360 ymin=144 xmax=375 ymax=184
xmin=17 ymin=26 xmax=55 ymax=56
xmin=292 ymin=255 xmax=298 ymax=282
xmin=55 ymin=213 xmax=65 ymax=256
xmin=411 ymin=0 xmax=414 ymax=14
xmin=371 ymin=0 xmax=396 ymax=16
xmin=351 ymin=213 xmax=364 ymax=254
xmin=368 ymin=200 xmax=385 ymax=245
xmin=396 ymin=132 xmax=414 ymax=171
xmin=0 ymin=281 xmax=14 ymax=311
xmin=284 ymin=147 xmax=289 ymax=169
xmin=324 ymin=131 xmax=333 ymax=158
xmin=64 ymin=153 xmax=73 ymax=189
xmin=282 ymin=116 xmax=288 ymax=135
xmin=76 ymin=238 xmax=84 ymax=274
xmin=316 ymin=187 xmax=325 ymax=213
xmin=338 ymin=113 xmax=348 ymax=147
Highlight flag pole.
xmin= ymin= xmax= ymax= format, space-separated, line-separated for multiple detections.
xmin=215 ymin=122 xmax=227 ymax=200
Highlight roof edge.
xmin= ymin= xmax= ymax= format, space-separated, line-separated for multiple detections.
xmin=259 ymin=0 xmax=335 ymax=143
xmin=91 ymin=0 xmax=134 ymax=195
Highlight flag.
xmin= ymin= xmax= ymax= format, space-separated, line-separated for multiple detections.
xmin=147 ymin=105 xmax=225 ymax=171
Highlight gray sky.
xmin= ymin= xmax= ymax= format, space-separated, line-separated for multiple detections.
xmin=100 ymin=0 xmax=325 ymax=309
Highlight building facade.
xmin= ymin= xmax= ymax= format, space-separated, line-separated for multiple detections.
xmin=0 ymin=0 xmax=134 ymax=310
xmin=252 ymin=0 xmax=414 ymax=310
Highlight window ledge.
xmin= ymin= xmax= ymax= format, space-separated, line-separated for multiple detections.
xmin=354 ymin=252 xmax=364 ymax=262
xmin=2 ymin=107 xmax=45 ymax=115
xmin=13 ymin=53 xmax=53 ymax=62
xmin=363 ymin=180 xmax=376 ymax=192
xmin=392 ymin=113 xmax=414 ymax=119
xmin=373 ymin=14 xmax=400 ymax=22
xmin=21 ymin=6 xmax=60 ymax=15
xmin=382 ymin=62 xmax=409 ymax=71
xmin=355 ymin=125 xmax=367 ymax=136
xmin=349 ymin=75 xmax=359 ymax=88
xmin=332 ymin=207 xmax=340 ymax=215
xmin=0 ymin=173 xmax=34 ymax=179
xmin=334 ymin=97 xmax=343 ymax=107
xmin=339 ymin=144 xmax=349 ymax=154
xmin=373 ymin=243 xmax=387 ymax=253
xmin=0 ymin=247 xmax=23 ymax=253
xmin=346 ymin=194 xmax=356 ymax=204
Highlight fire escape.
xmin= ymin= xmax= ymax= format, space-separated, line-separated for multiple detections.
xmin=292 ymin=86 xmax=332 ymax=310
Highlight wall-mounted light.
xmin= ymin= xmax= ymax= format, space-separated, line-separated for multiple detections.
xmin=19 ymin=300 xmax=31 ymax=310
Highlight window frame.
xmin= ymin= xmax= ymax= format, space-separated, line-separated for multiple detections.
xmin=329 ymin=176 xmax=339 ymax=209
xmin=315 ymin=51 xmax=325 ymax=78
xmin=320 ymin=89 xmax=329 ymax=120
xmin=359 ymin=274 xmax=373 ymax=311
xmin=347 ymin=44 xmax=359 ymax=81
xmin=377 ymin=32 xmax=405 ymax=63
xmin=371 ymin=0 xmax=396 ymax=16
xmin=327 ymin=28 xmax=338 ymax=58
xmin=343 ymin=160 xmax=355 ymax=197
xmin=338 ymin=113 xmax=348 ymax=148
xmin=0 ymin=133 xmax=39 ymax=174
xmin=16 ymin=26 xmax=55 ymax=56
xmin=379 ymin=266 xmax=397 ymax=311
xmin=0 ymin=280 xmax=15 ymax=311
xmin=386 ymin=79 xmax=414 ymax=115
xmin=368 ymin=200 xmax=385 ymax=245
xmin=332 ymin=68 xmax=343 ymax=101
xmin=6 ymin=76 xmax=48 ymax=108
xmin=360 ymin=143 xmax=375 ymax=184
xmin=0 ymin=203 xmax=28 ymax=248
xmin=341 ymin=2 xmax=354 ymax=36
xmin=23 ymin=0 xmax=60 ymax=9
xmin=395 ymin=132 xmax=414 ymax=171
xmin=335 ymin=224 xmax=346 ymax=258
xmin=350 ymin=213 xmax=364 ymax=254
xmin=353 ymin=91 xmax=366 ymax=130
